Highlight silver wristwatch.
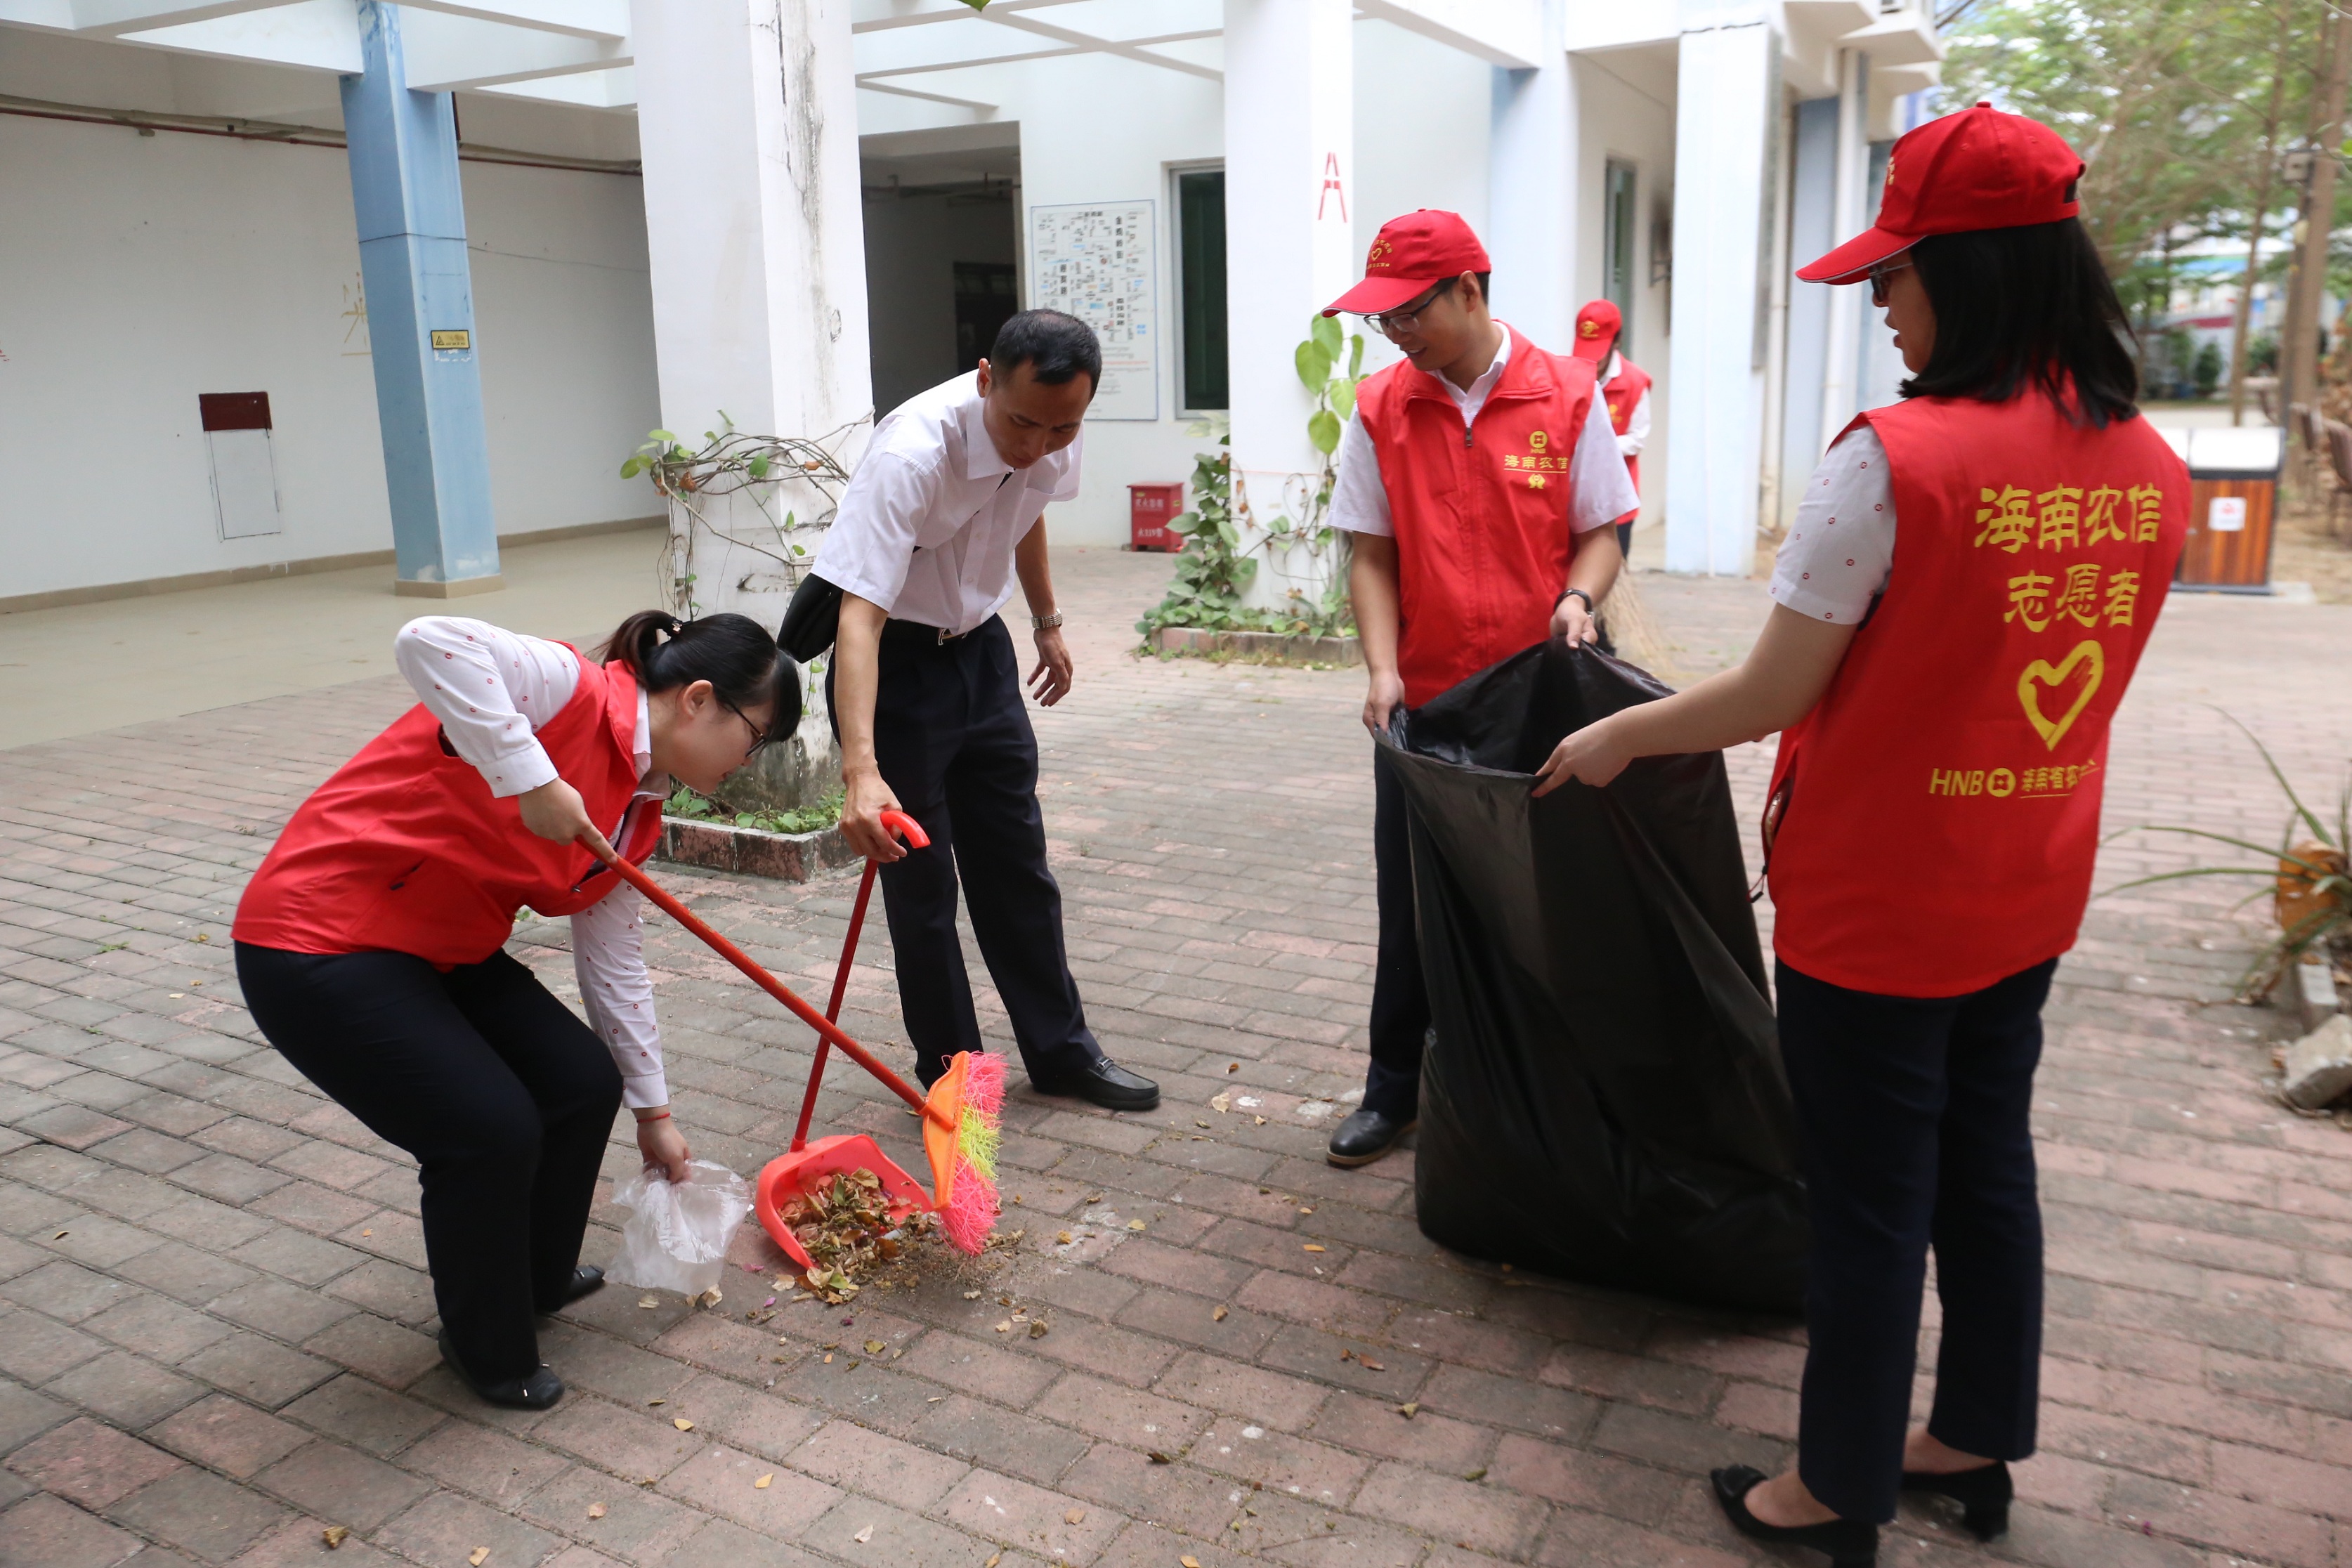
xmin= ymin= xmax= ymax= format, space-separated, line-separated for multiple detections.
xmin=1031 ymin=612 xmax=1065 ymax=630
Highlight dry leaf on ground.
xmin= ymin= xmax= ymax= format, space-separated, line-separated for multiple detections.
xmin=586 ymin=1504 xmax=606 ymax=1520
xmin=672 ymin=1418 xmax=693 ymax=1432
xmin=320 ymin=1527 xmax=348 ymax=1549
xmin=1064 ymin=1508 xmax=1085 ymax=1524
xmin=469 ymin=1550 xmax=490 ymax=1567
xmin=754 ymin=1474 xmax=773 ymax=1489
xmin=852 ymin=1524 xmax=874 ymax=1543
xmin=1213 ymin=1305 xmax=1228 ymax=1321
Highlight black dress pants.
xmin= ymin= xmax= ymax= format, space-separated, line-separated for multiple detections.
xmin=1363 ymin=750 xmax=1431 ymax=1119
xmin=1776 ymin=956 xmax=2055 ymax=1522
xmin=828 ymin=616 xmax=1101 ymax=1088
xmin=235 ymin=943 xmax=622 ymax=1383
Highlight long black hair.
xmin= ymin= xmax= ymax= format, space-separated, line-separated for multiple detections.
xmin=599 ymin=611 xmax=799 ymax=742
xmin=1902 ymin=215 xmax=2139 ymax=428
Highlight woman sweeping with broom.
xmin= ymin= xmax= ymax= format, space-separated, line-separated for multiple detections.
xmin=1535 ymin=106 xmax=2186 ymax=1565
xmin=233 ymin=610 xmax=794 ymax=1409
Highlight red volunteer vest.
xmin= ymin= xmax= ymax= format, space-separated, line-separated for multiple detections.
xmin=1602 ymin=354 xmax=1652 ymax=499
xmin=233 ymin=654 xmax=662 ymax=969
xmin=1357 ymin=328 xmax=1599 ymax=706
xmin=1765 ymin=388 xmax=2188 ymax=997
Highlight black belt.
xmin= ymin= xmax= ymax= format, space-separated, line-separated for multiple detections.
xmin=880 ymin=617 xmax=972 ymax=651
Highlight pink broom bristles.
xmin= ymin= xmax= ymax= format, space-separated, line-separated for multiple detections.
xmin=938 ymin=1050 xmax=1005 ymax=1255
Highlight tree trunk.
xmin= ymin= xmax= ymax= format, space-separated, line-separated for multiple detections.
xmin=2285 ymin=6 xmax=2350 ymax=440
xmin=2229 ymin=2 xmax=2296 ymax=427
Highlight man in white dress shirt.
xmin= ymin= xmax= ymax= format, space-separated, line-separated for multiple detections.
xmin=810 ymin=311 xmax=1159 ymax=1111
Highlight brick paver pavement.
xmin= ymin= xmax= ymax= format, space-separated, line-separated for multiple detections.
xmin=1 ymin=549 xmax=2348 ymax=1568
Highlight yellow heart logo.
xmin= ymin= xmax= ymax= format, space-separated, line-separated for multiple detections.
xmin=2017 ymin=640 xmax=2104 ymax=751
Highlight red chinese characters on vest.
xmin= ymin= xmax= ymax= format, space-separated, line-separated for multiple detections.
xmin=233 ymin=655 xmax=662 ymax=969
xmin=1356 ymin=328 xmax=1599 ymax=707
xmin=1602 ymin=355 xmax=1652 ymax=499
xmin=1765 ymin=390 xmax=2188 ymax=997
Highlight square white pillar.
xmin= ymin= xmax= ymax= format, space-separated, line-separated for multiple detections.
xmin=1664 ymin=6 xmax=1779 ymax=576
xmin=1224 ymin=0 xmax=1354 ymax=610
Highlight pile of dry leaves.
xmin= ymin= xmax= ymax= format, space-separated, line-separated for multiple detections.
xmin=779 ymin=1169 xmax=935 ymax=1302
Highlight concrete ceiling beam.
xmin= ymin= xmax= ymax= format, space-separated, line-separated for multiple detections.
xmin=399 ymin=6 xmax=629 ymax=91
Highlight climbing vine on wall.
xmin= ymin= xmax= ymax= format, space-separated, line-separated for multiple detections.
xmin=1136 ymin=315 xmax=1366 ymax=641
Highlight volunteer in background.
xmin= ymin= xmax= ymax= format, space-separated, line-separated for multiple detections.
xmin=1321 ymin=209 xmax=1636 ymax=1168
xmin=1532 ymin=106 xmax=2186 ymax=1565
xmin=1571 ymin=299 xmax=1652 ymax=559
xmin=234 ymin=611 xmax=792 ymax=1410
xmin=818 ymin=310 xmax=1159 ymax=1112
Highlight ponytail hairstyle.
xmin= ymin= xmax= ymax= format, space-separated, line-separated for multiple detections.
xmin=599 ymin=611 xmax=800 ymax=744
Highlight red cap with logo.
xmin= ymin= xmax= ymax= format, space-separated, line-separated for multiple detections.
xmin=1571 ymin=300 xmax=1621 ymax=362
xmin=1797 ymin=103 xmax=2085 ymax=285
xmin=1324 ymin=210 xmax=1492 ymax=317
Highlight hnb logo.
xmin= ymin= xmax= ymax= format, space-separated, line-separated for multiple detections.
xmin=1928 ymin=767 xmax=2016 ymax=797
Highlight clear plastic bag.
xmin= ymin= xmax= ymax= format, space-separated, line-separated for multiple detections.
xmin=606 ymin=1160 xmax=753 ymax=1298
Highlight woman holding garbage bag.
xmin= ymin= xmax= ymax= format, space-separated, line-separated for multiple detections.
xmin=1534 ymin=105 xmax=2186 ymax=1567
xmin=233 ymin=610 xmax=792 ymax=1410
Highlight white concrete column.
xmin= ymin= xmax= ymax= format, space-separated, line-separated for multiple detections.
xmin=632 ymin=0 xmax=873 ymax=624
xmin=632 ymin=0 xmax=872 ymax=809
xmin=1664 ymin=2 xmax=1778 ymax=576
xmin=1224 ymin=0 xmax=1354 ymax=611
xmin=1487 ymin=3 xmax=1575 ymax=351
xmin=1815 ymin=48 xmax=1869 ymax=446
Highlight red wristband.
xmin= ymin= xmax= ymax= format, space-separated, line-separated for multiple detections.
xmin=635 ymin=1111 xmax=671 ymax=1123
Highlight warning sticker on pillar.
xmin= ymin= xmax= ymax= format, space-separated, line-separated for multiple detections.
xmin=430 ymin=329 xmax=471 ymax=352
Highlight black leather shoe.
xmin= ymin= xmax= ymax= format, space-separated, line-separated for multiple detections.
xmin=1900 ymin=1460 xmax=2010 ymax=1541
xmin=1711 ymin=1465 xmax=1878 ymax=1567
xmin=1031 ymin=1057 xmax=1160 ymax=1111
xmin=1326 ymin=1109 xmax=1414 ymax=1167
xmin=438 ymin=1328 xmax=565 ymax=1410
xmin=537 ymin=1265 xmax=604 ymax=1314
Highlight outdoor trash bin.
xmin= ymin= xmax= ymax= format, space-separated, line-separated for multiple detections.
xmin=1379 ymin=639 xmax=1808 ymax=1314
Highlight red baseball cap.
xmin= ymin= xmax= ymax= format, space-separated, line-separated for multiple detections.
xmin=1571 ymin=300 xmax=1621 ymax=361
xmin=1324 ymin=210 xmax=1491 ymax=316
xmin=1796 ymin=103 xmax=2084 ymax=285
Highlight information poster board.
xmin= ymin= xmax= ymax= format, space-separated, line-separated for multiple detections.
xmin=1028 ymin=200 xmax=1158 ymax=421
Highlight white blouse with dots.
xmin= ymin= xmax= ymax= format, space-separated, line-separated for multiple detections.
xmin=393 ymin=616 xmax=669 ymax=1111
xmin=1770 ymin=426 xmax=1897 ymax=624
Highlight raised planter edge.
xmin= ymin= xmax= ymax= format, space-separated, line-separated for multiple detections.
xmin=1149 ymin=626 xmax=1362 ymax=666
xmin=655 ymin=815 xmax=857 ymax=883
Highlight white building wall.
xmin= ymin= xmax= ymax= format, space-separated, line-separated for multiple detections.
xmin=1572 ymin=53 xmax=1675 ymax=528
xmin=999 ymin=53 xmax=1222 ymax=547
xmin=0 ymin=112 xmax=658 ymax=602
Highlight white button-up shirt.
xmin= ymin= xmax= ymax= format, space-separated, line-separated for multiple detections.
xmin=816 ymin=372 xmax=1081 ymax=636
xmin=1329 ymin=325 xmax=1638 ymax=538
xmin=394 ymin=616 xmax=672 ymax=1110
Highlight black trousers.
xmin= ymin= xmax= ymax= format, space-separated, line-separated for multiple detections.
xmin=1364 ymin=751 xmax=1431 ymax=1119
xmin=235 ymin=943 xmax=621 ymax=1383
xmin=1777 ymin=956 xmax=2054 ymax=1522
xmin=828 ymin=616 xmax=1099 ymax=1087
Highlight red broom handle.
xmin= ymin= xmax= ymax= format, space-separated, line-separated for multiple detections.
xmin=790 ymin=809 xmax=927 ymax=1152
xmin=592 ymin=840 xmax=950 ymax=1130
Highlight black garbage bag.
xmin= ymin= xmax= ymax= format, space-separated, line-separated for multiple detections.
xmin=1380 ymin=638 xmax=1807 ymax=1314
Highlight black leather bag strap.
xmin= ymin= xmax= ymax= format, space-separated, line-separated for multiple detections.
xmin=776 ymin=572 xmax=843 ymax=662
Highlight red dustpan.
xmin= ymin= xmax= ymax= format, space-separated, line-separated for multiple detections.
xmin=589 ymin=814 xmax=1002 ymax=1274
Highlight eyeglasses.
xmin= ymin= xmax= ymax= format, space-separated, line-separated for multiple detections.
xmin=1868 ymin=258 xmax=1914 ymax=306
xmin=721 ymin=700 xmax=772 ymax=760
xmin=1358 ymin=280 xmax=1454 ymax=337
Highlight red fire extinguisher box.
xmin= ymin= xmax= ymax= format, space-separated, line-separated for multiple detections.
xmin=1128 ymin=483 xmax=1186 ymax=552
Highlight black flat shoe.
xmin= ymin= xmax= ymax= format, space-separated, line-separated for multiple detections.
xmin=1901 ymin=1460 xmax=2011 ymax=1540
xmin=537 ymin=1265 xmax=604 ymax=1314
xmin=438 ymin=1328 xmax=566 ymax=1410
xmin=1031 ymin=1057 xmax=1160 ymax=1111
xmin=1326 ymin=1109 xmax=1414 ymax=1167
xmin=1711 ymin=1466 xmax=1878 ymax=1567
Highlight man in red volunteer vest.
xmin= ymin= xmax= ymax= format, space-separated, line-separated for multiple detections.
xmin=1571 ymin=299 xmax=1653 ymax=560
xmin=1319 ymin=210 xmax=1636 ymax=1168
xmin=1534 ymin=105 xmax=2188 ymax=1562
